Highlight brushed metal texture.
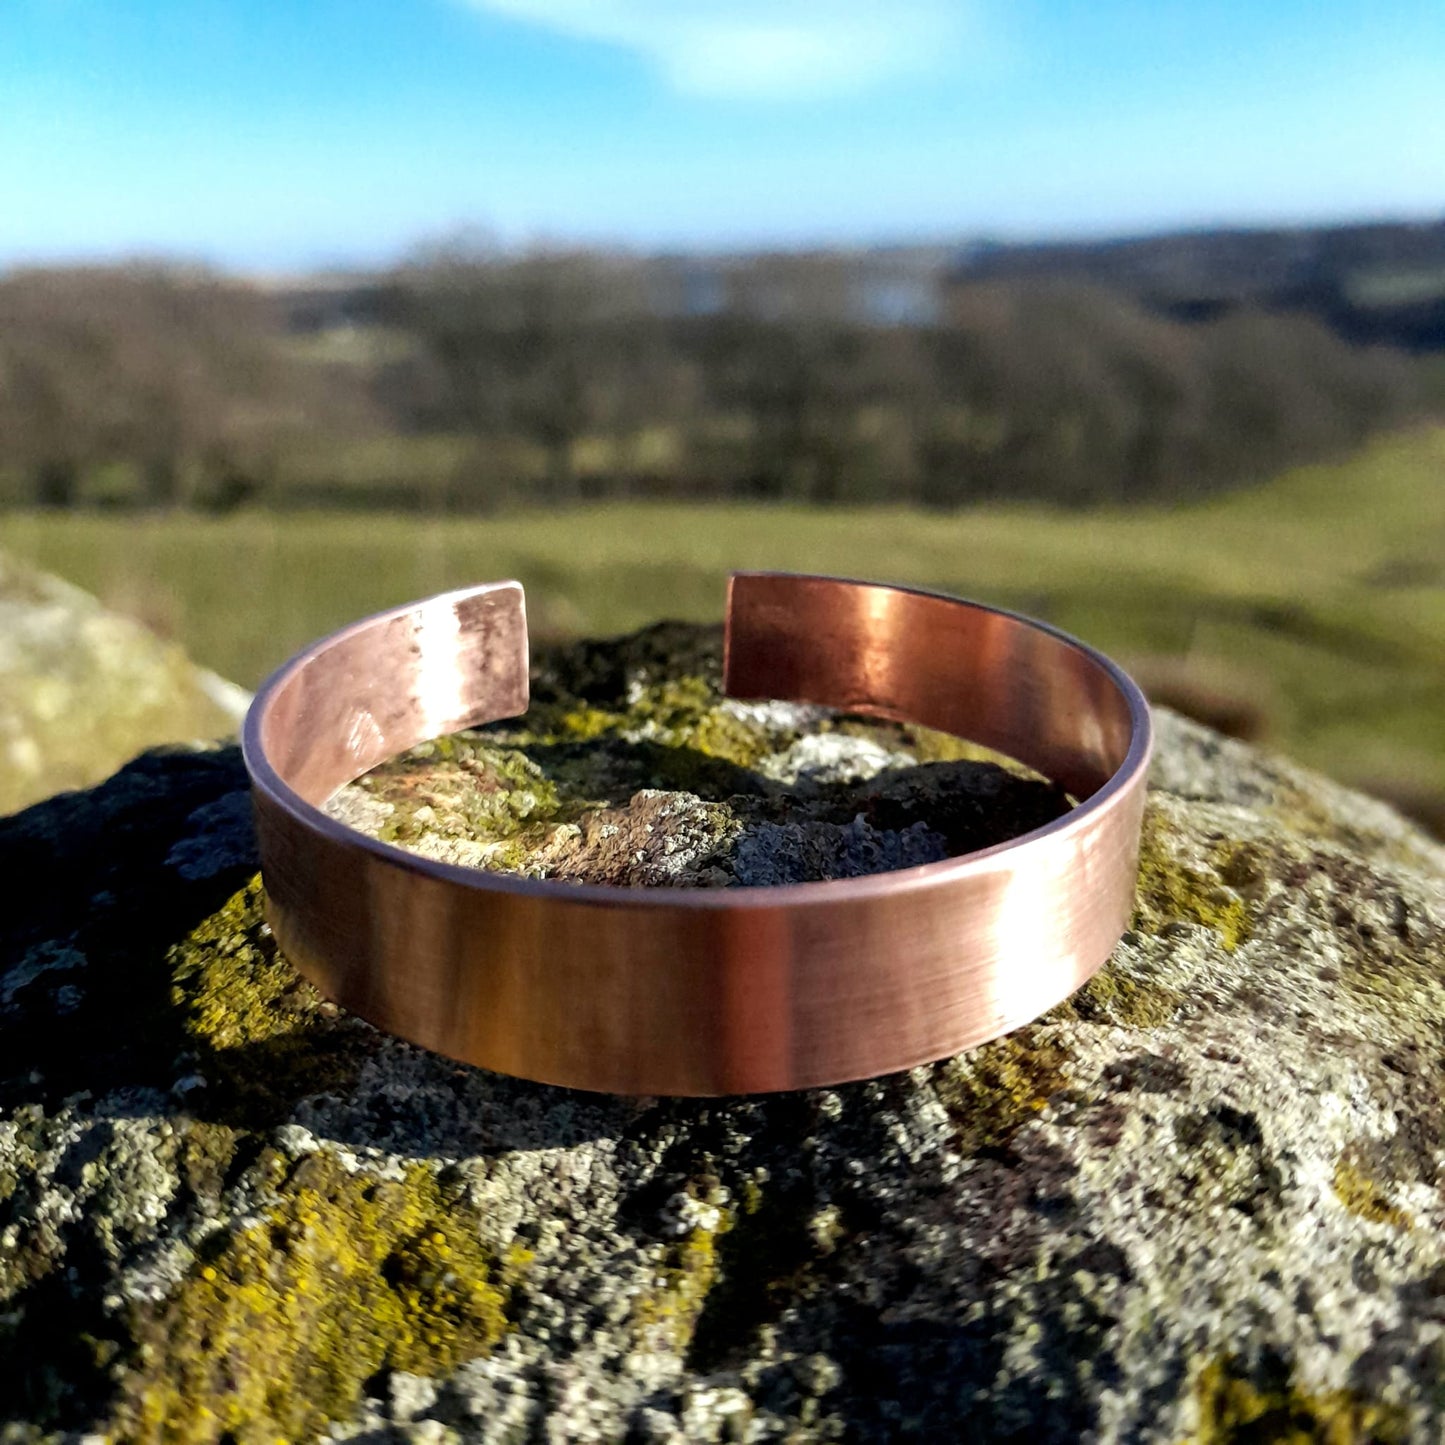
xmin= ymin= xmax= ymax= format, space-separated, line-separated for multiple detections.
xmin=243 ymin=574 xmax=1152 ymax=1095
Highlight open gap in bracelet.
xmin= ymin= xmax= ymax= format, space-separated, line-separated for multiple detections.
xmin=322 ymin=597 xmax=1077 ymax=889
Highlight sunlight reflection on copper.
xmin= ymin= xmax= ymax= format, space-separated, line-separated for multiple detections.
xmin=244 ymin=572 xmax=1152 ymax=1095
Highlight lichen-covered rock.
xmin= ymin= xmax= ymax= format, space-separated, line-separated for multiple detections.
xmin=0 ymin=550 xmax=249 ymax=816
xmin=1 ymin=623 xmax=1442 ymax=1444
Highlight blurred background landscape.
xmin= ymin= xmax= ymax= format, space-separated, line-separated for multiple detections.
xmin=2 ymin=0 xmax=1443 ymax=831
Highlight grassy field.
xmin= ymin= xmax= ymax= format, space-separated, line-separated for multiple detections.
xmin=5 ymin=425 xmax=1445 ymax=817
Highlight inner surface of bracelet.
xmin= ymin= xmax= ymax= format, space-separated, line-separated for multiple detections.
xmin=260 ymin=572 xmax=1134 ymax=811
xmin=722 ymin=572 xmax=1132 ymax=801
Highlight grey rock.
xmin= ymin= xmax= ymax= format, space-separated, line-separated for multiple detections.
xmin=0 ymin=623 xmax=1441 ymax=1444
xmin=0 ymin=550 xmax=250 ymax=816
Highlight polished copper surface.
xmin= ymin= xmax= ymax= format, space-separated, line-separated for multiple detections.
xmin=243 ymin=574 xmax=1152 ymax=1095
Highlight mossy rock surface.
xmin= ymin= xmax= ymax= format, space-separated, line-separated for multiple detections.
xmin=0 ymin=551 xmax=249 ymax=816
xmin=1 ymin=622 xmax=1443 ymax=1444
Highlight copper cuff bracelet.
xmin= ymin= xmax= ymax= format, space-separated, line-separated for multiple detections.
xmin=242 ymin=573 xmax=1153 ymax=1096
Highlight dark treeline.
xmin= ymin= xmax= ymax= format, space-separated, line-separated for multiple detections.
xmin=0 ymin=243 xmax=1438 ymax=513
xmin=0 ymin=265 xmax=368 ymax=511
xmin=957 ymin=218 xmax=1445 ymax=352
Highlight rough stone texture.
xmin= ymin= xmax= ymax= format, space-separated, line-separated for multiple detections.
xmin=0 ymin=550 xmax=250 ymax=816
xmin=1 ymin=622 xmax=1442 ymax=1444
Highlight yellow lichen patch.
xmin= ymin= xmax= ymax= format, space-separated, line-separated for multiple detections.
xmin=1331 ymin=1152 xmax=1412 ymax=1231
xmin=1191 ymin=1354 xmax=1409 ymax=1444
xmin=372 ymin=743 xmax=570 ymax=851
xmin=508 ymin=676 xmax=772 ymax=769
xmin=932 ymin=1031 xmax=1071 ymax=1148
xmin=115 ymin=1152 xmax=523 ymax=1444
xmin=168 ymin=876 xmax=304 ymax=1053
xmin=520 ymin=701 xmax=623 ymax=743
xmin=174 ymin=1123 xmax=240 ymax=1205
xmin=0 ymin=1163 xmax=26 ymax=1299
xmin=627 ymin=676 xmax=772 ymax=769
xmin=1052 ymin=966 xmax=1187 ymax=1029
xmin=633 ymin=1213 xmax=732 ymax=1355
xmin=166 ymin=878 xmax=374 ymax=1125
xmin=1210 ymin=839 xmax=1274 ymax=901
xmin=384 ymin=1226 xmax=530 ymax=1375
xmin=1134 ymin=807 xmax=1251 ymax=952
xmin=481 ymin=698 xmax=624 ymax=750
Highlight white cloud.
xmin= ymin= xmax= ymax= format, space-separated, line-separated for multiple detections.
xmin=465 ymin=0 xmax=973 ymax=99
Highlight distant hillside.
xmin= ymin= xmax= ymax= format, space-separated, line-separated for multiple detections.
xmin=1 ymin=227 xmax=1441 ymax=514
xmin=952 ymin=219 xmax=1445 ymax=352
xmin=7 ymin=425 xmax=1445 ymax=833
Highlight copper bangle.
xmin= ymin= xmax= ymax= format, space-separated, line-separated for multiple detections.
xmin=242 ymin=573 xmax=1152 ymax=1096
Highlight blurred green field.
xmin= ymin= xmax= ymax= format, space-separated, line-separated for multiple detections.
xmin=5 ymin=425 xmax=1444 ymax=817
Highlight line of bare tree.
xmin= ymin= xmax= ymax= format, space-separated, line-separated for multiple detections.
xmin=0 ymin=246 xmax=1437 ymax=513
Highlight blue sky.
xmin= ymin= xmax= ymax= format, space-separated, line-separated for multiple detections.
xmin=1 ymin=0 xmax=1441 ymax=270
